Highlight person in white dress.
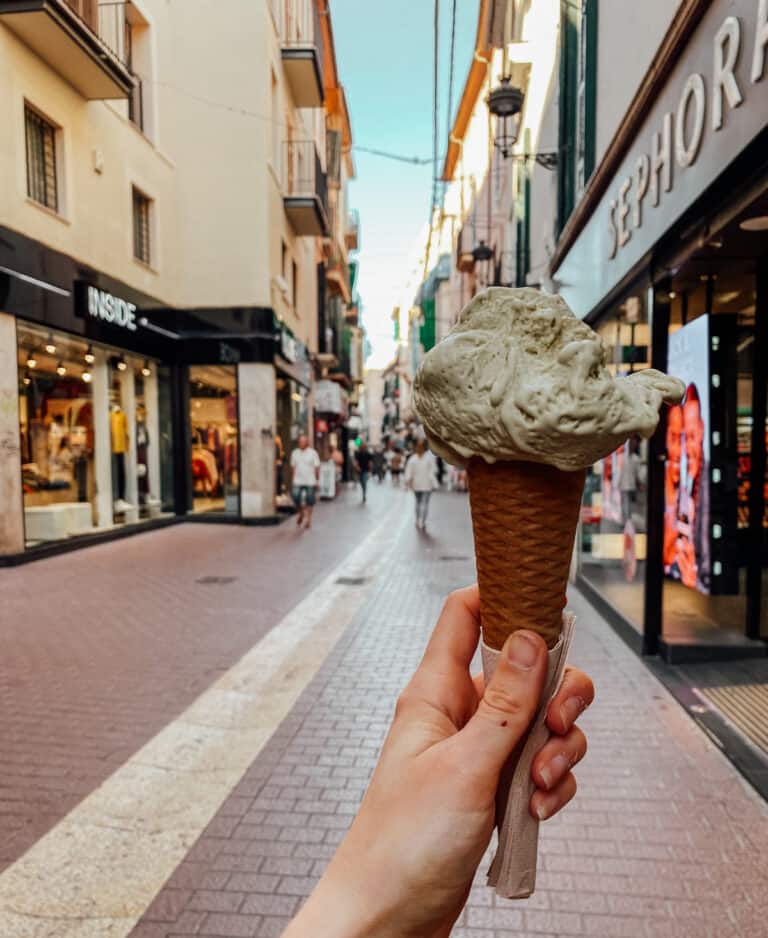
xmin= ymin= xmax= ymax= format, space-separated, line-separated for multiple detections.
xmin=404 ymin=439 xmax=438 ymax=530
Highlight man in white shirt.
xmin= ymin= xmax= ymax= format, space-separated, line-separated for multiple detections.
xmin=404 ymin=439 xmax=438 ymax=530
xmin=290 ymin=434 xmax=320 ymax=529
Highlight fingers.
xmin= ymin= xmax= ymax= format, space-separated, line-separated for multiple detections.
xmin=530 ymin=771 xmax=577 ymax=821
xmin=419 ymin=586 xmax=480 ymax=675
xmin=546 ymin=667 xmax=595 ymax=736
xmin=531 ymin=725 xmax=587 ymax=791
xmin=451 ymin=630 xmax=547 ymax=778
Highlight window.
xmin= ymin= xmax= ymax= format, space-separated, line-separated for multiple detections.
xmin=557 ymin=0 xmax=597 ymax=233
xmin=291 ymin=259 xmax=298 ymax=309
xmin=132 ymin=187 xmax=152 ymax=264
xmin=25 ymin=105 xmax=58 ymax=212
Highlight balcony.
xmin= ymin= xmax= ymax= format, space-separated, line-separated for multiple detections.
xmin=275 ymin=0 xmax=324 ymax=108
xmin=0 ymin=0 xmax=134 ymax=99
xmin=326 ymin=248 xmax=351 ymax=303
xmin=283 ymin=140 xmax=329 ymax=237
xmin=345 ymin=209 xmax=359 ymax=251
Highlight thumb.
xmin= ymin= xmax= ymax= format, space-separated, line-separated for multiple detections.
xmin=454 ymin=629 xmax=548 ymax=779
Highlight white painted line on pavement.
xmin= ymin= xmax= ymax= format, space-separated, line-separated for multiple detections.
xmin=0 ymin=504 xmax=408 ymax=938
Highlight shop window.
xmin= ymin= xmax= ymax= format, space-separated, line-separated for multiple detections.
xmin=24 ymin=104 xmax=59 ymax=213
xmin=578 ymin=291 xmax=650 ymax=631
xmin=557 ymin=0 xmax=597 ymax=232
xmin=189 ymin=365 xmax=239 ymax=515
xmin=132 ymin=186 xmax=152 ymax=264
xmin=16 ymin=324 xmax=168 ymax=547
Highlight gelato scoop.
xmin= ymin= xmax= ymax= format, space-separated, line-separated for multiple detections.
xmin=414 ymin=287 xmax=685 ymax=471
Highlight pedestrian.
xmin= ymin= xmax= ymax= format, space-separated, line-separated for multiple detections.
xmin=290 ymin=434 xmax=320 ymax=529
xmin=372 ymin=446 xmax=385 ymax=482
xmin=354 ymin=441 xmax=372 ymax=503
xmin=390 ymin=448 xmax=404 ymax=486
xmin=404 ymin=439 xmax=437 ymax=530
xmin=283 ymin=585 xmax=594 ymax=938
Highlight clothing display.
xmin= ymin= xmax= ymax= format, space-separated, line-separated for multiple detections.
xmin=190 ymin=422 xmax=237 ymax=498
xmin=110 ymin=407 xmax=128 ymax=454
xmin=113 ymin=452 xmax=127 ymax=501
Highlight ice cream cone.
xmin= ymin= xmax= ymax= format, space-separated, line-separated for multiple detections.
xmin=467 ymin=458 xmax=586 ymax=650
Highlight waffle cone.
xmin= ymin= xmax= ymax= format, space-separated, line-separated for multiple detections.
xmin=468 ymin=458 xmax=585 ymax=650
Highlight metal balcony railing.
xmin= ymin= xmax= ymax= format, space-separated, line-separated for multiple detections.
xmin=284 ymin=140 xmax=327 ymax=207
xmin=272 ymin=0 xmax=325 ymax=106
xmin=58 ymin=0 xmax=131 ymax=67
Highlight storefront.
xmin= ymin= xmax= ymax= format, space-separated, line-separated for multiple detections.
xmin=0 ymin=227 xmax=310 ymax=561
xmin=553 ymin=0 xmax=768 ymax=660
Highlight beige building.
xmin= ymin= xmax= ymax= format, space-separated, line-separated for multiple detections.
xmin=0 ymin=0 xmax=359 ymax=559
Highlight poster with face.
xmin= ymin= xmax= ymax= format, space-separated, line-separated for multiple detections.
xmin=665 ymin=315 xmax=710 ymax=593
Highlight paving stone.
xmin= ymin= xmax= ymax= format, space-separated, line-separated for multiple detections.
xmin=10 ymin=488 xmax=759 ymax=938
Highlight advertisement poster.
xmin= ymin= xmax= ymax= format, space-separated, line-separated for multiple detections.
xmin=665 ymin=315 xmax=711 ymax=593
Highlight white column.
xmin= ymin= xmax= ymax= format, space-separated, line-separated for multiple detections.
xmin=238 ymin=363 xmax=276 ymax=518
xmin=92 ymin=353 xmax=113 ymax=528
xmin=144 ymin=368 xmax=161 ymax=503
xmin=0 ymin=313 xmax=24 ymax=554
xmin=119 ymin=367 xmax=138 ymax=507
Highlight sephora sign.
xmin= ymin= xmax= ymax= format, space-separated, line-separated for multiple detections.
xmin=607 ymin=2 xmax=768 ymax=259
xmin=555 ymin=0 xmax=768 ymax=316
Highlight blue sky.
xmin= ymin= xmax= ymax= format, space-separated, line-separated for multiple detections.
xmin=330 ymin=0 xmax=479 ymax=367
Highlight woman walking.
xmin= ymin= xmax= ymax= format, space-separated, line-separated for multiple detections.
xmin=404 ymin=439 xmax=438 ymax=530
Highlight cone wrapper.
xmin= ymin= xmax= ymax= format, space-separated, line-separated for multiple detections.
xmin=482 ymin=612 xmax=576 ymax=899
xmin=467 ymin=459 xmax=585 ymax=650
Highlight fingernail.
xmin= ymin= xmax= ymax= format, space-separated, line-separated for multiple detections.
xmin=508 ymin=631 xmax=539 ymax=669
xmin=560 ymin=696 xmax=585 ymax=728
xmin=540 ymin=753 xmax=568 ymax=790
xmin=535 ymin=800 xmax=550 ymax=821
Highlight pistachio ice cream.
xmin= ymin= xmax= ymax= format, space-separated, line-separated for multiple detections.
xmin=414 ymin=287 xmax=684 ymax=472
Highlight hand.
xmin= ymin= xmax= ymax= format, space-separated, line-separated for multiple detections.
xmin=284 ymin=586 xmax=594 ymax=938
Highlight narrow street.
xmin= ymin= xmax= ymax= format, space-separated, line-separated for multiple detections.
xmin=0 ymin=484 xmax=766 ymax=938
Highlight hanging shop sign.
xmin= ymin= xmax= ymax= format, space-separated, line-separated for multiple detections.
xmin=664 ymin=314 xmax=739 ymax=595
xmin=314 ymin=379 xmax=347 ymax=415
xmin=555 ymin=0 xmax=768 ymax=315
xmin=77 ymin=282 xmax=139 ymax=331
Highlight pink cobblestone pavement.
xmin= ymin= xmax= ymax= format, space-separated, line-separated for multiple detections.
xmin=2 ymin=483 xmax=767 ymax=937
xmin=128 ymin=488 xmax=767 ymax=938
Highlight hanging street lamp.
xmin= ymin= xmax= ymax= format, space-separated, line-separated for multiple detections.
xmin=488 ymin=77 xmax=524 ymax=158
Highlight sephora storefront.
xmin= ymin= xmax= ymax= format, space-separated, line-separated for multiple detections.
xmin=553 ymin=0 xmax=768 ymax=661
xmin=0 ymin=229 xmax=307 ymax=561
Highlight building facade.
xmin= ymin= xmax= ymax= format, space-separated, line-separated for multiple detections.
xmin=0 ymin=0 xmax=360 ymax=560
xmin=415 ymin=0 xmax=767 ymax=661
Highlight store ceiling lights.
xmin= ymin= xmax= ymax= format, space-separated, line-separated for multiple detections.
xmin=26 ymin=351 xmax=37 ymax=369
xmin=84 ymin=345 xmax=95 ymax=364
xmin=116 ymin=356 xmax=127 ymax=371
xmin=23 ymin=371 xmax=31 ymax=386
xmin=740 ymin=215 xmax=768 ymax=231
xmin=141 ymin=360 xmax=151 ymax=377
xmin=82 ymin=370 xmax=92 ymax=384
xmin=45 ymin=333 xmax=57 ymax=355
xmin=56 ymin=361 xmax=66 ymax=376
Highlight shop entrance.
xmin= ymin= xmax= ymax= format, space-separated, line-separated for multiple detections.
xmin=188 ymin=365 xmax=239 ymax=515
xmin=660 ymin=183 xmax=768 ymax=647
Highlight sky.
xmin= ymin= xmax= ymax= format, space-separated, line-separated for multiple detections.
xmin=330 ymin=0 xmax=479 ymax=368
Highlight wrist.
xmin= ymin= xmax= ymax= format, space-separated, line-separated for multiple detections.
xmin=283 ymin=839 xmax=408 ymax=938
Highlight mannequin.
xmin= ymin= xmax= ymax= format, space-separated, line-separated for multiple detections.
xmin=136 ymin=403 xmax=149 ymax=501
xmin=110 ymin=402 xmax=129 ymax=504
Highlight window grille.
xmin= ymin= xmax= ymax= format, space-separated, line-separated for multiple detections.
xmin=25 ymin=106 xmax=58 ymax=212
xmin=133 ymin=187 xmax=151 ymax=263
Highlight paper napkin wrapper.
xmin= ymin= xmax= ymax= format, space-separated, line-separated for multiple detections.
xmin=480 ymin=612 xmax=576 ymax=899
